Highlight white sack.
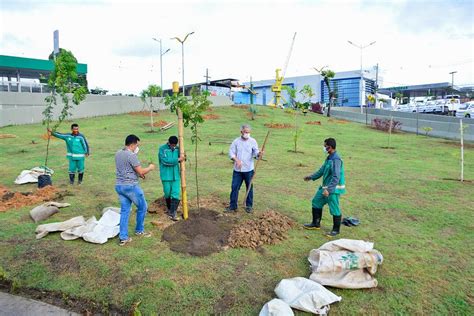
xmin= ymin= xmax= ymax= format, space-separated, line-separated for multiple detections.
xmin=275 ymin=277 xmax=341 ymax=315
xmin=259 ymin=298 xmax=294 ymax=316
xmin=14 ymin=167 xmax=54 ymax=185
xmin=308 ymin=239 xmax=383 ymax=289
xmin=102 ymin=206 xmax=120 ymax=215
xmin=35 ymin=216 xmax=86 ymax=239
xmin=30 ymin=202 xmax=70 ymax=223
xmin=60 ymin=217 xmax=98 ymax=240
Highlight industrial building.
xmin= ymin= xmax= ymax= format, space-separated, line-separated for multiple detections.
xmin=240 ymin=69 xmax=378 ymax=107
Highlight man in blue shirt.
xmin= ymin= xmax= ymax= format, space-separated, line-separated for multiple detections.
xmin=225 ymin=124 xmax=263 ymax=213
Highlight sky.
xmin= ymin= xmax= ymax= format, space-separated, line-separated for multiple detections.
xmin=1 ymin=0 xmax=473 ymax=95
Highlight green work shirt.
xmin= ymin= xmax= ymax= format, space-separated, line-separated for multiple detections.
xmin=158 ymin=143 xmax=181 ymax=181
xmin=52 ymin=132 xmax=88 ymax=160
xmin=310 ymin=152 xmax=346 ymax=194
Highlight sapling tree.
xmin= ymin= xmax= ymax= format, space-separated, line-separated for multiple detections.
xmin=165 ymin=87 xmax=212 ymax=209
xmin=43 ymin=49 xmax=87 ymax=168
xmin=284 ymin=85 xmax=314 ymax=153
xmin=140 ymin=84 xmax=162 ymax=132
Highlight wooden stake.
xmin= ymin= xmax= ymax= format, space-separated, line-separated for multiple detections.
xmin=178 ymin=108 xmax=189 ymax=219
xmin=243 ymin=131 xmax=270 ymax=205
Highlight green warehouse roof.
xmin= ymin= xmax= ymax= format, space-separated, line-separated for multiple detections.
xmin=0 ymin=55 xmax=87 ymax=77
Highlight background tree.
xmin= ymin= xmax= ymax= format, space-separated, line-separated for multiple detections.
xmin=394 ymin=92 xmax=404 ymax=105
xmin=43 ymin=49 xmax=87 ymax=168
xmin=321 ymin=69 xmax=335 ymax=117
xmin=140 ymin=84 xmax=162 ymax=132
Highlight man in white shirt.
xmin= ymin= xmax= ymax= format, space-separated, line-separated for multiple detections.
xmin=225 ymin=124 xmax=263 ymax=213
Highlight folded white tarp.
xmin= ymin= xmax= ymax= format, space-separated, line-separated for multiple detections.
xmin=274 ymin=277 xmax=341 ymax=315
xmin=259 ymin=298 xmax=294 ymax=316
xmin=30 ymin=202 xmax=70 ymax=223
xmin=35 ymin=209 xmax=120 ymax=244
xmin=308 ymin=239 xmax=383 ymax=289
xmin=15 ymin=167 xmax=54 ymax=185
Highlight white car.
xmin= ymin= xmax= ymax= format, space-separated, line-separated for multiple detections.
xmin=456 ymin=102 xmax=474 ymax=119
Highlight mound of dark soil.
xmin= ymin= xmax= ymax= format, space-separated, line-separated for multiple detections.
xmin=228 ymin=211 xmax=296 ymax=249
xmin=162 ymin=208 xmax=237 ymax=256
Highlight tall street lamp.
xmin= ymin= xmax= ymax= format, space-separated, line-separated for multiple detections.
xmin=449 ymin=71 xmax=457 ymax=92
xmin=171 ymin=32 xmax=195 ymax=96
xmin=152 ymin=37 xmax=170 ymax=96
xmin=348 ymin=40 xmax=376 ymax=113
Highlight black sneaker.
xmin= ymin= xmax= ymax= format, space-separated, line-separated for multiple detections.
xmin=303 ymin=223 xmax=321 ymax=230
xmin=224 ymin=206 xmax=237 ymax=213
xmin=326 ymin=230 xmax=340 ymax=237
xmin=245 ymin=207 xmax=253 ymax=214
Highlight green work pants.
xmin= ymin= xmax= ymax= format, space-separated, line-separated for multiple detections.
xmin=68 ymin=158 xmax=85 ymax=173
xmin=162 ymin=180 xmax=181 ymax=200
xmin=312 ymin=188 xmax=341 ymax=216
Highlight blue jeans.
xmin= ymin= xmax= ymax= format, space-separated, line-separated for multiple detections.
xmin=115 ymin=184 xmax=148 ymax=241
xmin=229 ymin=170 xmax=254 ymax=209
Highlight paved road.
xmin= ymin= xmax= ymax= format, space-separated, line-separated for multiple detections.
xmin=0 ymin=292 xmax=79 ymax=316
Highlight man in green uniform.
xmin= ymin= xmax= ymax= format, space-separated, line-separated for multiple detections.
xmin=304 ymin=138 xmax=345 ymax=237
xmin=158 ymin=136 xmax=184 ymax=221
xmin=48 ymin=123 xmax=90 ymax=185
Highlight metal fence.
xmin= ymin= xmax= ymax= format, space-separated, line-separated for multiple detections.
xmin=330 ymin=107 xmax=474 ymax=141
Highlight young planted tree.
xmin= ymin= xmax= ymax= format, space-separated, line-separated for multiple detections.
xmin=283 ymin=85 xmax=314 ymax=153
xmin=320 ymin=69 xmax=336 ymax=117
xmin=165 ymin=87 xmax=212 ymax=209
xmin=140 ymin=84 xmax=162 ymax=132
xmin=43 ymin=49 xmax=87 ymax=169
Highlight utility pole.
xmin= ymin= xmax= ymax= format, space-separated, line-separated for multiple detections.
xmin=203 ymin=68 xmax=211 ymax=92
xmin=250 ymin=76 xmax=254 ymax=105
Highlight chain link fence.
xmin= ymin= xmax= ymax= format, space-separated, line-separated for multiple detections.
xmin=330 ymin=107 xmax=473 ymax=141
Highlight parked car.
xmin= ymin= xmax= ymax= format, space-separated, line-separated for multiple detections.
xmin=456 ymin=101 xmax=474 ymax=119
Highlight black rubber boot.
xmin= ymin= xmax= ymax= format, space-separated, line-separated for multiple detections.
xmin=69 ymin=173 xmax=75 ymax=185
xmin=169 ymin=198 xmax=181 ymax=221
xmin=165 ymin=198 xmax=171 ymax=215
xmin=326 ymin=215 xmax=342 ymax=237
xmin=78 ymin=172 xmax=84 ymax=185
xmin=304 ymin=208 xmax=322 ymax=230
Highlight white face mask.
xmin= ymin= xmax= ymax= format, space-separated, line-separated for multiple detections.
xmin=323 ymin=146 xmax=328 ymax=154
xmin=242 ymin=133 xmax=250 ymax=139
xmin=133 ymin=146 xmax=140 ymax=154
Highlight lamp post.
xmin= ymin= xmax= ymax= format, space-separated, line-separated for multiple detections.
xmin=348 ymin=40 xmax=376 ymax=113
xmin=152 ymin=37 xmax=170 ymax=96
xmin=171 ymin=32 xmax=195 ymax=96
xmin=449 ymin=71 xmax=457 ymax=92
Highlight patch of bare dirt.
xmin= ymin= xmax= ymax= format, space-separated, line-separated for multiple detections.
xmin=305 ymin=121 xmax=322 ymax=125
xmin=228 ymin=211 xmax=296 ymax=249
xmin=202 ymin=114 xmax=220 ymax=120
xmin=128 ymin=111 xmax=159 ymax=116
xmin=441 ymin=178 xmax=473 ymax=183
xmin=40 ymin=133 xmax=56 ymax=140
xmin=0 ymin=185 xmax=60 ymax=212
xmin=0 ymin=134 xmax=17 ymax=139
xmin=264 ymin=123 xmax=294 ymax=129
xmin=162 ymin=208 xmax=238 ymax=256
xmin=148 ymin=196 xmax=227 ymax=230
xmin=232 ymin=105 xmax=249 ymax=109
xmin=142 ymin=120 xmax=169 ymax=127
xmin=328 ymin=118 xmax=349 ymax=124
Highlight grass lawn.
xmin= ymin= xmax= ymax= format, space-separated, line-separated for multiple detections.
xmin=0 ymin=105 xmax=473 ymax=315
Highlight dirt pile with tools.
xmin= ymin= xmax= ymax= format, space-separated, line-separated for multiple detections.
xmin=228 ymin=211 xmax=296 ymax=249
xmin=0 ymin=186 xmax=59 ymax=212
xmin=162 ymin=208 xmax=237 ymax=256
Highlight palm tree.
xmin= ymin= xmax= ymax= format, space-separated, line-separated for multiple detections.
xmin=140 ymin=84 xmax=162 ymax=132
xmin=314 ymin=67 xmax=335 ymax=117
